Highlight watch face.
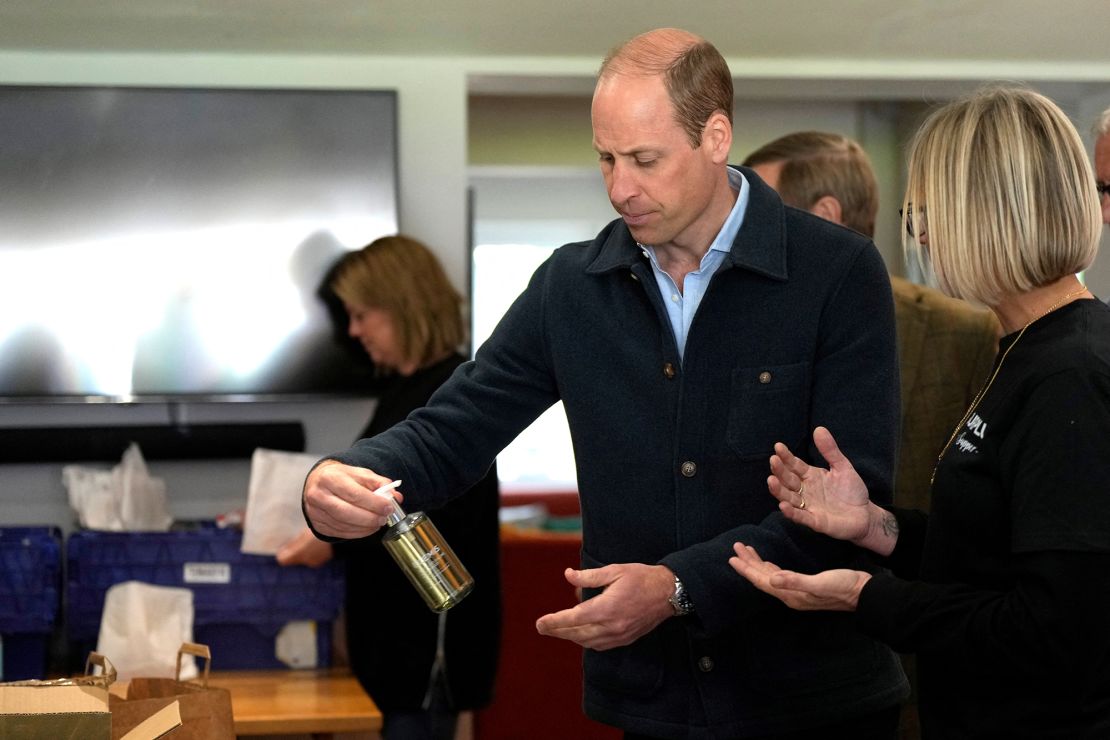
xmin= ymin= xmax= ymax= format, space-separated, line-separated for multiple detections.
xmin=669 ymin=577 xmax=691 ymax=615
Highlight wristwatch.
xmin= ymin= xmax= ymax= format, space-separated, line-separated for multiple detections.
xmin=668 ymin=574 xmax=694 ymax=616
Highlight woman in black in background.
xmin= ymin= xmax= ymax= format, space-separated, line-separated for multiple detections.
xmin=279 ymin=234 xmax=501 ymax=740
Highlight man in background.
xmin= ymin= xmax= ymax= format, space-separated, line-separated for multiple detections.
xmin=1095 ymin=108 xmax=1110 ymax=226
xmin=742 ymin=131 xmax=1000 ymax=739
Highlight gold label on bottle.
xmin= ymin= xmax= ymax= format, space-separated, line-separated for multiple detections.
xmin=382 ymin=513 xmax=474 ymax=612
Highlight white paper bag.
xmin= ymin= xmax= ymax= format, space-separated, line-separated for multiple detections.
xmin=96 ymin=581 xmax=197 ymax=682
xmin=240 ymin=448 xmax=321 ymax=555
xmin=63 ymin=443 xmax=172 ymax=531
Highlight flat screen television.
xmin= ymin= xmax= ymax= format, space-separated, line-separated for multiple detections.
xmin=0 ymin=85 xmax=398 ymax=402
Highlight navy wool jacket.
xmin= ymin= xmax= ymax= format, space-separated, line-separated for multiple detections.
xmin=327 ymin=170 xmax=909 ymax=738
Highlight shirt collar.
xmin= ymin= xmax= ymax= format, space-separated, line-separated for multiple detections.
xmin=705 ymin=166 xmax=748 ymax=260
xmin=587 ymin=165 xmax=787 ymax=281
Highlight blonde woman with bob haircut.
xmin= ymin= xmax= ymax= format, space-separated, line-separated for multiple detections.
xmin=730 ymin=86 xmax=1110 ymax=739
xmin=278 ymin=234 xmax=501 ymax=740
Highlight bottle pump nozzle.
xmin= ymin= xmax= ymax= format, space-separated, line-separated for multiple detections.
xmin=372 ymin=479 xmax=405 ymax=526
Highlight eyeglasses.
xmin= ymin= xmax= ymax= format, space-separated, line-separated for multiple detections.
xmin=898 ymin=205 xmax=927 ymax=237
xmin=1097 ymin=182 xmax=1110 ymax=200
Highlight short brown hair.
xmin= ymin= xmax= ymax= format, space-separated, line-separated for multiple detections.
xmin=904 ymin=86 xmax=1101 ymax=305
xmin=599 ymin=28 xmax=733 ymax=147
xmin=329 ymin=235 xmax=464 ymax=368
xmin=743 ymin=131 xmax=879 ymax=238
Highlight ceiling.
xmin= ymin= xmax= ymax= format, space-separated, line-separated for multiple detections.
xmin=2 ymin=0 xmax=1107 ymax=66
xmin=2 ymin=1 xmax=1108 ymax=103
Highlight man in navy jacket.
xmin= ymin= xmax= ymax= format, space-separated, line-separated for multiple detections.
xmin=305 ymin=28 xmax=908 ymax=739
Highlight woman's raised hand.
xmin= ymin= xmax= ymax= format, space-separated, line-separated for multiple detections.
xmin=768 ymin=426 xmax=874 ymax=546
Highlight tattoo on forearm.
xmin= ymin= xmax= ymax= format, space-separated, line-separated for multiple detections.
xmin=881 ymin=511 xmax=899 ymax=539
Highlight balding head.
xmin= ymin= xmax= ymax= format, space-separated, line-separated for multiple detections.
xmin=597 ymin=28 xmax=733 ymax=148
xmin=600 ymin=28 xmax=703 ymax=78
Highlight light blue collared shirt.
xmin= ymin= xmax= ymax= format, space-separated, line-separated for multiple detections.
xmin=641 ymin=167 xmax=749 ymax=360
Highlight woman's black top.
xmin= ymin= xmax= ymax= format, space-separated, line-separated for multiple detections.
xmin=336 ymin=353 xmax=501 ymax=712
xmin=859 ymin=299 xmax=1110 ymax=738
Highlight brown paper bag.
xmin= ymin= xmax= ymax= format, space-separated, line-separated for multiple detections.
xmin=110 ymin=643 xmax=234 ymax=740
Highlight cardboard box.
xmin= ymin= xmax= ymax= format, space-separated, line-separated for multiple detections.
xmin=0 ymin=653 xmax=181 ymax=740
xmin=0 ymin=679 xmax=112 ymax=739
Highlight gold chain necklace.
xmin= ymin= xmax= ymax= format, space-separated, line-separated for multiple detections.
xmin=929 ymin=286 xmax=1089 ymax=486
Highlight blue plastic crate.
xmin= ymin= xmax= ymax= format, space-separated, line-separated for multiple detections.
xmin=195 ymin=620 xmax=333 ymax=671
xmin=2 ymin=633 xmax=52 ymax=682
xmin=0 ymin=526 xmax=62 ymax=680
xmin=66 ymin=525 xmax=344 ymax=669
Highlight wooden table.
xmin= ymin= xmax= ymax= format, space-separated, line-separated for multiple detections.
xmin=205 ymin=669 xmax=381 ymax=737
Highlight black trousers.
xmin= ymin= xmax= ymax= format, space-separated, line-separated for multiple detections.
xmin=623 ymin=703 xmax=901 ymax=740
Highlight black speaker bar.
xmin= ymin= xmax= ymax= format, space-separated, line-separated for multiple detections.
xmin=0 ymin=422 xmax=305 ymax=463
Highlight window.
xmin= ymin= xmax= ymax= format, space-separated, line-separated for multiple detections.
xmin=469 ymin=169 xmax=614 ymax=490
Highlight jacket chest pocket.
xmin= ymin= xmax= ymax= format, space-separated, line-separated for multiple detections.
xmin=727 ymin=362 xmax=810 ymax=460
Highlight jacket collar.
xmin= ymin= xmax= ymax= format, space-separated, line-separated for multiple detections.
xmin=585 ymin=165 xmax=789 ymax=282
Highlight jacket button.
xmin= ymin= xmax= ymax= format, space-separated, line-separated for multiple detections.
xmin=758 ymin=371 xmax=772 ymax=384
xmin=630 ymin=271 xmax=640 ymax=281
xmin=680 ymin=461 xmax=697 ymax=477
xmin=663 ymin=362 xmax=676 ymax=379
xmin=698 ymin=656 xmax=714 ymax=672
